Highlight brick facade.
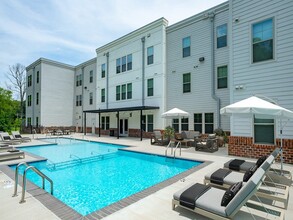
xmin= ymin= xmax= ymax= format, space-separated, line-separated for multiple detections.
xmin=228 ymin=136 xmax=293 ymax=164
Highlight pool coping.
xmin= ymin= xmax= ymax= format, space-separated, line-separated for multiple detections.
xmin=0 ymin=142 xmax=212 ymax=220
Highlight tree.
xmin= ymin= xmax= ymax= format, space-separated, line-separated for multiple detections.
xmin=6 ymin=63 xmax=26 ymax=130
xmin=0 ymin=87 xmax=20 ymax=132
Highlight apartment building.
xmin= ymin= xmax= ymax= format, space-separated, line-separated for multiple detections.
xmin=26 ymin=0 xmax=293 ymax=162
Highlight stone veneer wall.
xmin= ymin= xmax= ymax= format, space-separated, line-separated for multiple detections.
xmin=228 ymin=136 xmax=293 ymax=164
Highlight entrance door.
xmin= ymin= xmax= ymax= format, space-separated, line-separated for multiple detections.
xmin=119 ymin=119 xmax=128 ymax=136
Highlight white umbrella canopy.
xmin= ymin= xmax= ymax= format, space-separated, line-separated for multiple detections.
xmin=162 ymin=108 xmax=190 ymax=133
xmin=220 ymin=96 xmax=293 ymax=119
xmin=220 ymin=96 xmax=293 ymax=172
xmin=161 ymin=108 xmax=190 ymax=118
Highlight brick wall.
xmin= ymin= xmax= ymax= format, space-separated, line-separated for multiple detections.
xmin=228 ymin=136 xmax=293 ymax=164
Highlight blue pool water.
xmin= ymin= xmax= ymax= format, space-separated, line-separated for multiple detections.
xmin=11 ymin=138 xmax=201 ymax=216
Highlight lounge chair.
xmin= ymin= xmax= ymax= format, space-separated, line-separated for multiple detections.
xmin=150 ymin=131 xmax=167 ymax=145
xmin=0 ymin=146 xmax=13 ymax=152
xmin=0 ymin=149 xmax=25 ymax=161
xmin=224 ymin=150 xmax=292 ymax=186
xmin=0 ymin=132 xmax=21 ymax=145
xmin=172 ymin=167 xmax=284 ymax=219
xmin=204 ymin=151 xmax=289 ymax=209
xmin=11 ymin=131 xmax=31 ymax=142
xmin=195 ymin=134 xmax=218 ymax=152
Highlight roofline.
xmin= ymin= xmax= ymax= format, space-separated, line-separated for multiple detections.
xmin=166 ymin=1 xmax=229 ymax=34
xmin=96 ymin=17 xmax=168 ymax=54
xmin=26 ymin=58 xmax=75 ymax=71
xmin=83 ymin=106 xmax=160 ymax=113
xmin=75 ymin=57 xmax=96 ymax=69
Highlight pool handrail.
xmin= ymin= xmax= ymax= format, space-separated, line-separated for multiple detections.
xmin=12 ymin=162 xmax=53 ymax=203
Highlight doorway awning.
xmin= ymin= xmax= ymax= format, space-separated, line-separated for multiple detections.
xmin=84 ymin=106 xmax=159 ymax=113
xmin=83 ymin=106 xmax=160 ymax=140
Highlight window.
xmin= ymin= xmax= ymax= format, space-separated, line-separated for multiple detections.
xmin=76 ymin=95 xmax=82 ymax=106
xmin=27 ymin=95 xmax=32 ymax=106
xmin=101 ymin=88 xmax=105 ymax=103
xmin=142 ymin=115 xmax=146 ymax=132
xmin=122 ymin=56 xmax=126 ymax=72
xmin=217 ymin=24 xmax=227 ymax=48
xmin=121 ymin=84 xmax=126 ymax=100
xmin=217 ymin=66 xmax=228 ymax=89
xmin=182 ymin=37 xmax=190 ymax=57
xmin=183 ymin=73 xmax=191 ymax=93
xmin=194 ymin=113 xmax=202 ymax=133
xmin=101 ymin=64 xmax=106 ymax=78
xmin=127 ymin=83 xmax=132 ymax=99
xmin=116 ymin=59 xmax=121 ymax=74
xmin=36 ymin=93 xmax=39 ymax=105
xmin=116 ymin=85 xmax=121 ymax=101
xmin=127 ymin=54 xmax=132 ymax=70
xmin=89 ymin=70 xmax=93 ymax=83
xmin=172 ymin=119 xmax=179 ymax=132
xmin=76 ymin=75 xmax=82 ymax=87
xmin=101 ymin=116 xmax=110 ymax=130
xmin=147 ymin=46 xmax=154 ymax=65
xmin=28 ymin=75 xmax=32 ymax=87
xmin=252 ymin=18 xmax=273 ymax=63
xmin=254 ymin=117 xmax=274 ymax=144
xmin=36 ymin=117 xmax=39 ymax=127
xmin=89 ymin=92 xmax=93 ymax=105
xmin=27 ymin=117 xmax=31 ymax=126
xmin=181 ymin=118 xmax=189 ymax=131
xmin=205 ymin=113 xmax=214 ymax=134
xmin=147 ymin=115 xmax=154 ymax=132
xmin=36 ymin=71 xmax=39 ymax=83
xmin=116 ymin=83 xmax=132 ymax=101
xmin=147 ymin=78 xmax=153 ymax=96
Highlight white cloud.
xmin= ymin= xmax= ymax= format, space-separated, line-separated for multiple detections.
xmin=0 ymin=0 xmax=226 ymax=88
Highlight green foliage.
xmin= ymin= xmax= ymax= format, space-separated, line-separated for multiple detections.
xmin=214 ymin=127 xmax=228 ymax=143
xmin=163 ymin=126 xmax=175 ymax=140
xmin=0 ymin=87 xmax=20 ymax=132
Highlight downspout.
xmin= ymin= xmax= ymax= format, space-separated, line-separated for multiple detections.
xmin=81 ymin=66 xmax=84 ymax=132
xmin=105 ymin=52 xmax=109 ymax=109
xmin=209 ymin=12 xmax=221 ymax=128
xmin=32 ymin=67 xmax=35 ymax=133
xmin=141 ymin=37 xmax=146 ymax=106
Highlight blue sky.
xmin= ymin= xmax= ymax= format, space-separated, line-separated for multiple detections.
xmin=0 ymin=0 xmax=226 ymax=89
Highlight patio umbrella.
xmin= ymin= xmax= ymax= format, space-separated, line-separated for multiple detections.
xmin=162 ymin=108 xmax=190 ymax=133
xmin=220 ymin=96 xmax=293 ymax=172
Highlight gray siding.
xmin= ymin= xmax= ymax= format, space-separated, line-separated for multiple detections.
xmin=166 ymin=4 xmax=229 ymax=133
xmin=230 ymin=0 xmax=293 ymax=139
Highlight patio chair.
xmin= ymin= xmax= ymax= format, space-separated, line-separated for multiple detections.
xmin=181 ymin=131 xmax=200 ymax=147
xmin=194 ymin=134 xmax=218 ymax=152
xmin=0 ymin=132 xmax=21 ymax=145
xmin=150 ymin=131 xmax=167 ymax=146
xmin=0 ymin=149 xmax=25 ymax=161
xmin=11 ymin=131 xmax=31 ymax=142
xmin=224 ymin=150 xmax=292 ymax=186
xmin=172 ymin=167 xmax=284 ymax=219
xmin=204 ymin=152 xmax=289 ymax=209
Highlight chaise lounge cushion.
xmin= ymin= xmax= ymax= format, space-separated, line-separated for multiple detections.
xmin=221 ymin=182 xmax=242 ymax=206
xmin=243 ymin=165 xmax=258 ymax=182
xmin=256 ymin=155 xmax=267 ymax=167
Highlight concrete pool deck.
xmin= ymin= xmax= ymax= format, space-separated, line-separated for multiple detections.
xmin=0 ymin=133 xmax=292 ymax=220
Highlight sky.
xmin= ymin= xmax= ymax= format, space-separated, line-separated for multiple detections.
xmin=0 ymin=0 xmax=226 ymax=90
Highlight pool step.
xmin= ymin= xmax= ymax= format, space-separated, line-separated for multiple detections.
xmin=47 ymin=152 xmax=118 ymax=171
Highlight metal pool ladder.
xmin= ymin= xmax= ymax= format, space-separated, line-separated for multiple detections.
xmin=165 ymin=140 xmax=181 ymax=158
xmin=13 ymin=162 xmax=53 ymax=203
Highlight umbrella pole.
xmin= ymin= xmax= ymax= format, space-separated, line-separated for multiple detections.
xmin=279 ymin=119 xmax=285 ymax=175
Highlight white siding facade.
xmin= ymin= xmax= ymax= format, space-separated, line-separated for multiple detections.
xmin=166 ymin=2 xmax=230 ymax=133
xmin=229 ymin=0 xmax=293 ymax=140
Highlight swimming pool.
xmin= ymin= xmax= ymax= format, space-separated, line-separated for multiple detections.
xmin=11 ymin=138 xmax=201 ymax=216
